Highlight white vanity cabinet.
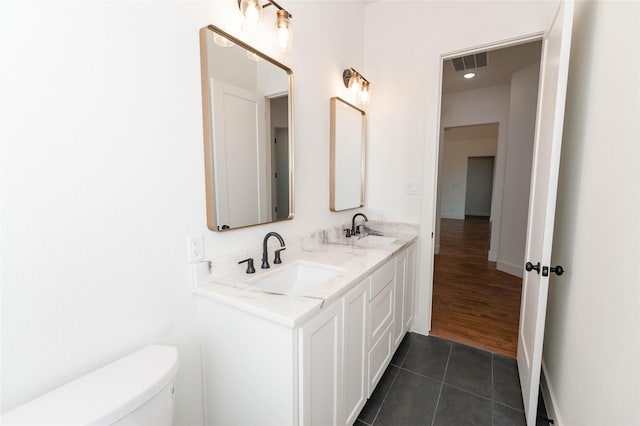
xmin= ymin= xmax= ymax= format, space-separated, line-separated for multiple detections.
xmin=391 ymin=244 xmax=417 ymax=350
xmin=197 ymin=241 xmax=417 ymax=426
xmin=299 ymin=300 xmax=343 ymax=426
xmin=342 ymin=278 xmax=370 ymax=426
xmin=403 ymin=244 xmax=417 ymax=330
xmin=392 ymin=249 xmax=407 ymax=349
xmin=367 ymin=260 xmax=395 ymax=395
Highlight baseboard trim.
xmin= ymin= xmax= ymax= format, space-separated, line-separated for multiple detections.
xmin=496 ymin=260 xmax=523 ymax=278
xmin=465 ymin=210 xmax=491 ymax=217
xmin=541 ymin=360 xmax=564 ymax=426
xmin=488 ymin=249 xmax=497 ymax=262
xmin=441 ymin=214 xmax=465 ymax=220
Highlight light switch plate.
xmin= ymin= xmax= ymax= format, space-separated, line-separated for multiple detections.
xmin=406 ymin=182 xmax=419 ymax=194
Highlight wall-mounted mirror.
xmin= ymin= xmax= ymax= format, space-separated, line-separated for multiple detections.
xmin=330 ymin=97 xmax=366 ymax=211
xmin=199 ymin=25 xmax=294 ymax=231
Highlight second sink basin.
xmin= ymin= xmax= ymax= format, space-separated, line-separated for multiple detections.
xmin=248 ymin=260 xmax=344 ymax=296
xmin=355 ymin=235 xmax=397 ymax=245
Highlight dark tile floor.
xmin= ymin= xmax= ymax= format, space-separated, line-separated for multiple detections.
xmin=356 ymin=333 xmax=551 ymax=426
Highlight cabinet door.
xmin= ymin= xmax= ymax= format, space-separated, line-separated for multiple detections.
xmin=299 ymin=301 xmax=343 ymax=426
xmin=403 ymin=244 xmax=416 ymax=330
xmin=392 ymin=250 xmax=407 ymax=349
xmin=343 ymin=278 xmax=369 ymax=426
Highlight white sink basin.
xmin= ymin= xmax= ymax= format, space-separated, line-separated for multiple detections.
xmin=248 ymin=260 xmax=344 ymax=296
xmin=355 ymin=235 xmax=397 ymax=245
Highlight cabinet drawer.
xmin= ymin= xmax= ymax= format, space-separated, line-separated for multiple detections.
xmin=370 ymin=260 xmax=395 ymax=300
xmin=368 ymin=323 xmax=392 ymax=396
xmin=369 ymin=282 xmax=393 ymax=345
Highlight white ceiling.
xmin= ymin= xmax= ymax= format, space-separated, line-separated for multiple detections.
xmin=442 ymin=40 xmax=542 ymax=93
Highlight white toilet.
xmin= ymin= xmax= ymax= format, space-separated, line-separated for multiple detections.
xmin=1 ymin=345 xmax=179 ymax=426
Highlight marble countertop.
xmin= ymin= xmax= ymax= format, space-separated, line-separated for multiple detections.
xmin=194 ymin=222 xmax=418 ymax=328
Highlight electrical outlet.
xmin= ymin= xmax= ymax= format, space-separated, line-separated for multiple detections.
xmin=187 ymin=234 xmax=204 ymax=263
xmin=378 ymin=209 xmax=385 ymax=219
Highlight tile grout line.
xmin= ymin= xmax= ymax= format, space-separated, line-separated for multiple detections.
xmin=491 ymin=353 xmax=494 ymax=426
xmin=429 ymin=343 xmax=453 ymax=426
xmin=370 ymin=367 xmax=400 ymax=425
xmin=370 ymin=339 xmax=408 ymax=426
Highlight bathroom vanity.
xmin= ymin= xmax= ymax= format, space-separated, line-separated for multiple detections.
xmin=195 ymin=224 xmax=417 ymax=426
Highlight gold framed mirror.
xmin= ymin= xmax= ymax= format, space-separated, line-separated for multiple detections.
xmin=330 ymin=97 xmax=366 ymax=211
xmin=199 ymin=25 xmax=294 ymax=231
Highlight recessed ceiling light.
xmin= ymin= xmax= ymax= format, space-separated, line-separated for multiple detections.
xmin=464 ymin=72 xmax=476 ymax=79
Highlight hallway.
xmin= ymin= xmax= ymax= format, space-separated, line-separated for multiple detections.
xmin=431 ymin=217 xmax=522 ymax=357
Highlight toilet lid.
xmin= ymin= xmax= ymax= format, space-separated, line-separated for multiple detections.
xmin=1 ymin=345 xmax=178 ymax=425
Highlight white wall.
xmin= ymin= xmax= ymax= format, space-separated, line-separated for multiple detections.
xmin=542 ymin=1 xmax=640 ymax=425
xmin=440 ymin=137 xmax=497 ymax=219
xmin=497 ymin=62 xmax=540 ymax=277
xmin=0 ymin=1 xmax=365 ymax=422
xmin=439 ymin=85 xmax=510 ymax=258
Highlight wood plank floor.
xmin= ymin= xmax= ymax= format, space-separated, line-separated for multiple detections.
xmin=431 ymin=217 xmax=522 ymax=357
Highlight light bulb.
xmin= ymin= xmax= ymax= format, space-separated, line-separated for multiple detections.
xmin=359 ymin=81 xmax=370 ymax=105
xmin=240 ymin=0 xmax=262 ymax=33
xmin=275 ymin=10 xmax=292 ymax=51
xmin=349 ymin=75 xmax=361 ymax=98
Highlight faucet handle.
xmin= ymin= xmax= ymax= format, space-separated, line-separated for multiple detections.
xmin=344 ymin=228 xmax=352 ymax=238
xmin=238 ymin=258 xmax=256 ymax=274
xmin=274 ymin=247 xmax=286 ymax=264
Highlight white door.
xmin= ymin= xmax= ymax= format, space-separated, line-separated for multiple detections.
xmin=517 ymin=2 xmax=574 ymax=425
xmin=211 ymin=80 xmax=267 ymax=229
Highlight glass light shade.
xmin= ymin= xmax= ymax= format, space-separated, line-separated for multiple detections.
xmin=349 ymin=75 xmax=361 ymax=98
xmin=213 ymin=33 xmax=235 ymax=47
xmin=240 ymin=0 xmax=262 ymax=33
xmin=359 ymin=81 xmax=370 ymax=105
xmin=275 ymin=10 xmax=292 ymax=51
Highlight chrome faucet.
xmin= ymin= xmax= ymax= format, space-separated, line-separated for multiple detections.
xmin=351 ymin=213 xmax=369 ymax=236
xmin=262 ymin=232 xmax=286 ymax=269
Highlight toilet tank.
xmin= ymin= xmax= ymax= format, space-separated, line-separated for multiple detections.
xmin=1 ymin=345 xmax=179 ymax=426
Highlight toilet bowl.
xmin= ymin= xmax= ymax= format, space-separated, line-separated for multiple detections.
xmin=1 ymin=345 xmax=179 ymax=426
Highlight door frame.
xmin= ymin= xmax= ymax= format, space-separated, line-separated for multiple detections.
xmin=426 ymin=33 xmax=544 ymax=333
xmin=424 ymin=31 xmax=544 ymax=334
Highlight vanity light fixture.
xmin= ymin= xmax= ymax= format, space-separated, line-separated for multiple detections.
xmin=343 ymin=68 xmax=371 ymax=105
xmin=238 ymin=0 xmax=293 ymax=51
xmin=239 ymin=0 xmax=263 ymax=33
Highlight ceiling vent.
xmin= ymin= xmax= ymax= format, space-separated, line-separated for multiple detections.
xmin=451 ymin=52 xmax=488 ymax=72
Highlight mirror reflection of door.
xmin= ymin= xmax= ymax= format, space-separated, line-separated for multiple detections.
xmin=274 ymin=127 xmax=289 ymax=219
xmin=465 ymin=156 xmax=495 ymax=217
xmin=212 ymin=80 xmax=266 ymax=229
xmin=268 ymin=95 xmax=289 ymax=220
